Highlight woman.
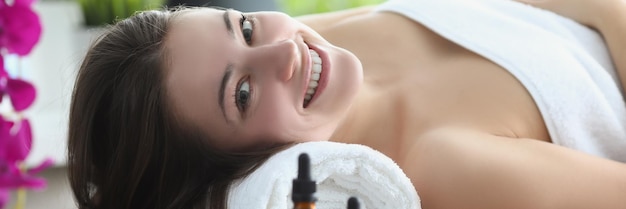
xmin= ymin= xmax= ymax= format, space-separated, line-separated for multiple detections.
xmin=67 ymin=0 xmax=626 ymax=208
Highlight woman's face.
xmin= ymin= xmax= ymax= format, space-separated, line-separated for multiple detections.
xmin=165 ymin=8 xmax=362 ymax=151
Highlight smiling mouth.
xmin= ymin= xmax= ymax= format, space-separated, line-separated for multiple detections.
xmin=303 ymin=48 xmax=323 ymax=108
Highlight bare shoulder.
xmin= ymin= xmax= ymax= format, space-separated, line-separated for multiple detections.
xmin=399 ymin=127 xmax=626 ymax=209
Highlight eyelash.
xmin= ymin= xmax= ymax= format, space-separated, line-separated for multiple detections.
xmin=239 ymin=14 xmax=254 ymax=45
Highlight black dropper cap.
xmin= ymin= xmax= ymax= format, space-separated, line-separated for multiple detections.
xmin=347 ymin=197 xmax=360 ymax=209
xmin=292 ymin=153 xmax=317 ymax=203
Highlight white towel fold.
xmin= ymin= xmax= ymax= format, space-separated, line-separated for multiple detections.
xmin=227 ymin=141 xmax=421 ymax=209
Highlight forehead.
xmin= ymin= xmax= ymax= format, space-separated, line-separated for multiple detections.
xmin=164 ymin=8 xmax=234 ymax=143
xmin=167 ymin=8 xmax=225 ymax=57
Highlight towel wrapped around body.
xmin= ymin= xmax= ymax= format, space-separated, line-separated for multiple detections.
xmin=227 ymin=141 xmax=421 ymax=209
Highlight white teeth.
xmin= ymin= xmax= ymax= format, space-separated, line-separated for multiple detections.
xmin=304 ymin=48 xmax=323 ymax=106
xmin=312 ymin=56 xmax=322 ymax=64
xmin=312 ymin=64 xmax=322 ymax=73
xmin=311 ymin=73 xmax=320 ymax=80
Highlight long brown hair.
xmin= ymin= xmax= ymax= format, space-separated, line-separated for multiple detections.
xmin=68 ymin=8 xmax=287 ymax=209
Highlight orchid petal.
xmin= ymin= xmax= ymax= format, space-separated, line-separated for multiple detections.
xmin=0 ymin=190 xmax=8 ymax=208
xmin=0 ymin=54 xmax=4 ymax=75
xmin=0 ymin=160 xmax=47 ymax=190
xmin=0 ymin=55 xmax=4 ymax=104
xmin=2 ymin=119 xmax=32 ymax=162
xmin=6 ymin=78 xmax=36 ymax=111
xmin=1 ymin=160 xmax=21 ymax=175
xmin=0 ymin=117 xmax=12 ymax=160
xmin=27 ymin=158 xmax=53 ymax=175
xmin=0 ymin=3 xmax=42 ymax=56
xmin=0 ymin=173 xmax=47 ymax=190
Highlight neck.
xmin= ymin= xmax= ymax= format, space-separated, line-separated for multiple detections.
xmin=330 ymin=81 xmax=407 ymax=157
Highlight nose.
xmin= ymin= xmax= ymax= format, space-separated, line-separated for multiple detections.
xmin=248 ymin=39 xmax=297 ymax=82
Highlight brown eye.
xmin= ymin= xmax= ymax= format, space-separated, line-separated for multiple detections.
xmin=235 ymin=79 xmax=250 ymax=112
xmin=240 ymin=14 xmax=253 ymax=44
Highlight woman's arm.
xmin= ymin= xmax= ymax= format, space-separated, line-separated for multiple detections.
xmin=295 ymin=5 xmax=376 ymax=32
xmin=516 ymin=0 xmax=626 ymax=92
xmin=401 ymin=128 xmax=626 ymax=209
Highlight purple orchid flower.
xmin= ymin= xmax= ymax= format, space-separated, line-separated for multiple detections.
xmin=0 ymin=0 xmax=49 ymax=206
xmin=0 ymin=55 xmax=37 ymax=112
xmin=0 ymin=158 xmax=53 ymax=208
xmin=0 ymin=0 xmax=42 ymax=56
xmin=0 ymin=117 xmax=51 ymax=207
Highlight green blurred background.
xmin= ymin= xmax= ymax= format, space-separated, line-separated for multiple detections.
xmin=73 ymin=0 xmax=387 ymax=26
xmin=78 ymin=0 xmax=164 ymax=26
xmin=278 ymin=0 xmax=386 ymax=16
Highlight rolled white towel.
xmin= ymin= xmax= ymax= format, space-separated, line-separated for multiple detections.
xmin=227 ymin=141 xmax=421 ymax=209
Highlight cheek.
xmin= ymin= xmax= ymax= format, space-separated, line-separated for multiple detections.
xmin=246 ymin=89 xmax=302 ymax=139
xmin=314 ymin=47 xmax=362 ymax=118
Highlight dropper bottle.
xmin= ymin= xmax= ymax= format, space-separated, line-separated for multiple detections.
xmin=292 ymin=153 xmax=317 ymax=209
xmin=347 ymin=197 xmax=360 ymax=209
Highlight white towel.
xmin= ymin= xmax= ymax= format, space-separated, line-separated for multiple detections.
xmin=376 ymin=0 xmax=626 ymax=161
xmin=227 ymin=141 xmax=421 ymax=209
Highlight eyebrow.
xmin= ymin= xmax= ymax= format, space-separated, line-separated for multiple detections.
xmin=223 ymin=9 xmax=234 ymax=38
xmin=219 ymin=64 xmax=234 ymax=124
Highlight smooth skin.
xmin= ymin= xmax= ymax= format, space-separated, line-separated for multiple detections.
xmin=299 ymin=0 xmax=626 ymax=208
xmin=406 ymin=128 xmax=626 ymax=209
